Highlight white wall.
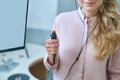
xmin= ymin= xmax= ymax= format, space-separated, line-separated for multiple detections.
xmin=27 ymin=0 xmax=58 ymax=30
xmin=27 ymin=0 xmax=76 ymax=31
xmin=57 ymin=0 xmax=76 ymax=14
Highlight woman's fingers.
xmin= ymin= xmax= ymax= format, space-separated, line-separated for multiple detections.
xmin=46 ymin=39 xmax=59 ymax=44
xmin=46 ymin=47 xmax=59 ymax=55
xmin=45 ymin=39 xmax=59 ymax=55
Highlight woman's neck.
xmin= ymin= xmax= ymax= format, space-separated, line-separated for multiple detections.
xmin=82 ymin=8 xmax=98 ymax=18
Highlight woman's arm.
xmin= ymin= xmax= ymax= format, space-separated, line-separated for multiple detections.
xmin=43 ymin=15 xmax=61 ymax=71
xmin=44 ymin=52 xmax=59 ymax=70
xmin=107 ymin=48 xmax=120 ymax=80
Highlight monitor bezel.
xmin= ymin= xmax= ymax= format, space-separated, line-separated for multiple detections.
xmin=0 ymin=0 xmax=29 ymax=53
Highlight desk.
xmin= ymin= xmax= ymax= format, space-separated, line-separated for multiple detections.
xmin=0 ymin=43 xmax=45 ymax=80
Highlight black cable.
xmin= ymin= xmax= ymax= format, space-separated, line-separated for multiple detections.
xmin=39 ymin=32 xmax=57 ymax=80
xmin=40 ymin=1 xmax=79 ymax=80
xmin=40 ymin=0 xmax=96 ymax=80
xmin=64 ymin=24 xmax=96 ymax=80
xmin=64 ymin=1 xmax=97 ymax=78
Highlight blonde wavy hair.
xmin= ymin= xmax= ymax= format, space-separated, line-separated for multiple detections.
xmin=93 ymin=0 xmax=120 ymax=60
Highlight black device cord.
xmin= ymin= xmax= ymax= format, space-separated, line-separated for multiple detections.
xmin=64 ymin=1 xmax=97 ymax=79
xmin=64 ymin=24 xmax=96 ymax=80
xmin=40 ymin=0 xmax=96 ymax=80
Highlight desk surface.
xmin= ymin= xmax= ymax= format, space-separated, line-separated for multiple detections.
xmin=0 ymin=43 xmax=45 ymax=80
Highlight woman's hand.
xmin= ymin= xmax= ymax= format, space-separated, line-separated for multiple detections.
xmin=45 ymin=38 xmax=59 ymax=65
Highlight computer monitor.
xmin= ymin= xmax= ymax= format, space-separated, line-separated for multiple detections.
xmin=0 ymin=0 xmax=29 ymax=53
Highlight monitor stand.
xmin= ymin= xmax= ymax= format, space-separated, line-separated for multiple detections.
xmin=25 ymin=45 xmax=29 ymax=58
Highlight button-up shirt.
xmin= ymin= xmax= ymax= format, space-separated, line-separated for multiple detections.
xmin=44 ymin=8 xmax=120 ymax=80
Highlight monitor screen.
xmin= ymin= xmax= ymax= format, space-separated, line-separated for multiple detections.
xmin=0 ymin=0 xmax=29 ymax=53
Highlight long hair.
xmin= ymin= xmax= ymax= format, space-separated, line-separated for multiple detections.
xmin=93 ymin=0 xmax=120 ymax=60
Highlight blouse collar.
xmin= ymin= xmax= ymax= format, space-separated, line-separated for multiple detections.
xmin=77 ymin=7 xmax=97 ymax=23
xmin=77 ymin=7 xmax=86 ymax=22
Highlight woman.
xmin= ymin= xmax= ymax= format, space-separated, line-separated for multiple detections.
xmin=44 ymin=0 xmax=120 ymax=80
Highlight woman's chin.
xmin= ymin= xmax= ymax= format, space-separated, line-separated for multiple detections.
xmin=85 ymin=8 xmax=94 ymax=12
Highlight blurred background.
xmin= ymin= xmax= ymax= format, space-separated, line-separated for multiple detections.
xmin=27 ymin=0 xmax=120 ymax=45
xmin=0 ymin=0 xmax=76 ymax=80
xmin=26 ymin=0 xmax=76 ymax=45
xmin=0 ymin=0 xmax=120 ymax=80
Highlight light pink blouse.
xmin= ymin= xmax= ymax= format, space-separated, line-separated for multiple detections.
xmin=44 ymin=8 xmax=120 ymax=80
